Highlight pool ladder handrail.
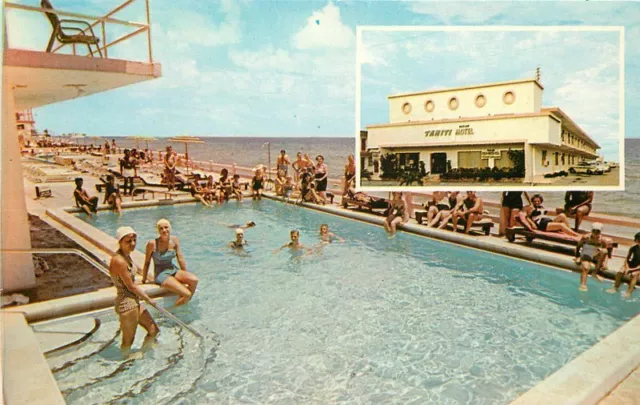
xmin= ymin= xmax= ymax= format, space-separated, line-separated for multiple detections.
xmin=2 ymin=248 xmax=204 ymax=339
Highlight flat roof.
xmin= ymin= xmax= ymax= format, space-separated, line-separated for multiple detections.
xmin=388 ymin=78 xmax=544 ymax=99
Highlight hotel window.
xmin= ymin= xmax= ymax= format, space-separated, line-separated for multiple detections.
xmin=398 ymin=153 xmax=420 ymax=170
xmin=475 ymin=94 xmax=486 ymax=108
xmin=402 ymin=102 xmax=412 ymax=115
xmin=554 ymin=152 xmax=559 ymax=166
xmin=495 ymin=151 xmax=515 ymax=169
xmin=503 ymin=91 xmax=515 ymax=105
xmin=448 ymin=97 xmax=459 ymax=111
xmin=541 ymin=150 xmax=547 ymax=165
xmin=17 ymin=124 xmax=25 ymax=130
xmin=458 ymin=151 xmax=487 ymax=169
xmin=561 ymin=153 xmax=565 ymax=165
xmin=425 ymin=100 xmax=435 ymax=112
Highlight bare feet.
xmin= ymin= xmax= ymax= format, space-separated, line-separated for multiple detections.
xmin=605 ymin=287 xmax=617 ymax=294
xmin=579 ymin=285 xmax=588 ymax=292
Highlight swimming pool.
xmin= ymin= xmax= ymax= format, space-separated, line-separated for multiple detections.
xmin=63 ymin=200 xmax=638 ymax=404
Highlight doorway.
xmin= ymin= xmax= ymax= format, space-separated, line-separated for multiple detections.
xmin=430 ymin=152 xmax=447 ymax=174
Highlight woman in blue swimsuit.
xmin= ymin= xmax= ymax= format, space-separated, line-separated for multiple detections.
xmin=142 ymin=219 xmax=199 ymax=306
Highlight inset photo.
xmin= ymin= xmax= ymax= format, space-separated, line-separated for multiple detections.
xmin=356 ymin=26 xmax=624 ymax=191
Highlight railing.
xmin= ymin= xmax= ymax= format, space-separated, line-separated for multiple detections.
xmin=4 ymin=0 xmax=153 ymax=63
xmin=3 ymin=248 xmax=203 ymax=339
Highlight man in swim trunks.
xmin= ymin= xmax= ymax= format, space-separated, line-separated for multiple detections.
xmin=576 ymin=222 xmax=607 ymax=291
xmin=564 ymin=191 xmax=594 ymax=232
xmin=277 ymin=149 xmax=290 ymax=176
xmin=452 ymin=191 xmax=483 ymax=234
xmin=607 ymin=231 xmax=640 ymax=297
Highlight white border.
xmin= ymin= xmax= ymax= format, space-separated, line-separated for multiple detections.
xmin=355 ymin=26 xmax=625 ymax=193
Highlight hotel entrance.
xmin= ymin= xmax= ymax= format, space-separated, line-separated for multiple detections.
xmin=430 ymin=152 xmax=447 ymax=174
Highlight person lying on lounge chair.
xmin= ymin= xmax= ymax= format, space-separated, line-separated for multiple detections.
xmin=451 ymin=192 xmax=483 ymax=234
xmin=344 ymin=188 xmax=389 ymax=208
xmin=419 ymin=191 xmax=449 ymax=226
xmin=607 ymin=232 xmax=640 ymax=297
xmin=575 ymin=222 xmax=607 ymax=291
xmin=525 ymin=194 xmax=578 ymax=237
xmin=105 ymin=175 xmax=123 ymax=215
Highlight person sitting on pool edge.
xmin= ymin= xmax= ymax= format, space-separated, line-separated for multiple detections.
xmin=105 ymin=175 xmax=123 ymax=215
xmin=575 ymin=222 xmax=608 ymax=291
xmin=109 ymin=226 xmax=159 ymax=359
xmin=142 ymin=219 xmax=199 ymax=306
xmin=384 ymin=192 xmax=409 ymax=237
xmin=319 ymin=224 xmax=344 ymax=243
xmin=73 ymin=177 xmax=99 ymax=217
xmin=228 ymin=228 xmax=248 ymax=250
xmin=251 ymin=168 xmax=265 ymax=200
xmin=607 ymin=232 xmax=640 ymax=297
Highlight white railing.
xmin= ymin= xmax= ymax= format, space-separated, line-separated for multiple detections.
xmin=4 ymin=0 xmax=153 ymax=63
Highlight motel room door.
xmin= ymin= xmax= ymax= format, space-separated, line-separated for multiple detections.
xmin=430 ymin=153 xmax=447 ymax=174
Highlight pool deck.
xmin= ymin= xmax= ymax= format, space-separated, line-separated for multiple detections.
xmin=2 ymin=163 xmax=639 ymax=405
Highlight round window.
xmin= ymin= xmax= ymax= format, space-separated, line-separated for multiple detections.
xmin=402 ymin=102 xmax=412 ymax=114
xmin=475 ymin=94 xmax=486 ymax=108
xmin=503 ymin=91 xmax=515 ymax=105
xmin=425 ymin=100 xmax=435 ymax=112
xmin=448 ymin=97 xmax=459 ymax=110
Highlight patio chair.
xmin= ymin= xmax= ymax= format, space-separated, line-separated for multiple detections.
xmin=41 ymin=0 xmax=103 ymax=57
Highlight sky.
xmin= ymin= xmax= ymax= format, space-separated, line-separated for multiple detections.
xmin=6 ymin=0 xmax=640 ymax=151
xmin=360 ymin=29 xmax=621 ymax=159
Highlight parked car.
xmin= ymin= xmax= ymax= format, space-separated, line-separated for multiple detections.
xmin=569 ymin=161 xmax=603 ymax=175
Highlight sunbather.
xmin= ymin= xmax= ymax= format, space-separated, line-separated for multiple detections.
xmin=575 ymin=222 xmax=607 ymax=291
xmin=105 ymin=175 xmax=123 ymax=215
xmin=564 ymin=191 xmax=594 ymax=231
xmin=419 ymin=191 xmax=449 ymax=226
xmin=384 ymin=192 xmax=408 ymax=236
xmin=607 ymin=232 xmax=640 ymax=297
xmin=73 ymin=177 xmax=99 ymax=217
xmin=452 ymin=191 xmax=483 ymax=234
xmin=525 ymin=194 xmax=578 ymax=237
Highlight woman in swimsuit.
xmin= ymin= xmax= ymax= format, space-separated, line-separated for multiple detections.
xmin=314 ymin=155 xmax=329 ymax=204
xmin=423 ymin=191 xmax=450 ymax=227
xmin=500 ymin=192 xmax=530 ymax=235
xmin=319 ymin=224 xmax=344 ymax=243
xmin=231 ymin=174 xmax=244 ymax=201
xmin=110 ymin=226 xmax=159 ymax=359
xmin=251 ymin=168 xmax=265 ymax=200
xmin=73 ymin=177 xmax=99 ymax=217
xmin=142 ymin=219 xmax=199 ymax=306
xmin=228 ymin=228 xmax=248 ymax=250
xmin=575 ymin=223 xmax=607 ymax=291
xmin=384 ymin=192 xmax=409 ymax=236
xmin=218 ymin=168 xmax=232 ymax=203
xmin=189 ymin=181 xmax=212 ymax=207
xmin=343 ymin=154 xmax=356 ymax=196
xmin=526 ymin=194 xmax=578 ymax=236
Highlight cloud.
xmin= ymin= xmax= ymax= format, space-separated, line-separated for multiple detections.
xmin=164 ymin=10 xmax=241 ymax=48
xmin=406 ymin=1 xmax=510 ymax=24
xmin=292 ymin=2 xmax=354 ymax=50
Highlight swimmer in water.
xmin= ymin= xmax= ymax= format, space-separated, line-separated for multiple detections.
xmin=228 ymin=228 xmax=248 ymax=250
xmin=319 ymin=224 xmax=344 ymax=244
xmin=221 ymin=221 xmax=256 ymax=230
xmin=273 ymin=229 xmax=310 ymax=255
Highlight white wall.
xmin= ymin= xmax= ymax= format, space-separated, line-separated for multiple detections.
xmin=368 ymin=115 xmax=558 ymax=149
xmin=388 ymin=81 xmax=542 ymax=123
xmin=2 ymin=80 xmax=36 ymax=292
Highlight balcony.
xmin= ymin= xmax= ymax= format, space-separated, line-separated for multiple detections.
xmin=3 ymin=0 xmax=161 ymax=109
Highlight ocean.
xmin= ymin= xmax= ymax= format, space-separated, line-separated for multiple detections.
xmin=109 ymin=136 xmax=639 ymax=219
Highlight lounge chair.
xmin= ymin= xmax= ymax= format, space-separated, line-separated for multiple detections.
xmin=505 ymin=212 xmax=617 ymax=258
xmin=341 ymin=190 xmax=389 ymax=213
xmin=439 ymin=212 xmax=494 ymax=235
xmin=42 ymin=0 xmax=103 ymax=57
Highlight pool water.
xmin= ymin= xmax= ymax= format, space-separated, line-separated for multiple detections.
xmin=68 ymin=200 xmax=639 ymax=404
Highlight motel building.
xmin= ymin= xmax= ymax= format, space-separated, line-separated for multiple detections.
xmin=361 ymin=78 xmax=600 ymax=183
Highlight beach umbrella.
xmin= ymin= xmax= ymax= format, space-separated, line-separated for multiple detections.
xmin=69 ymin=133 xmax=87 ymax=145
xmin=126 ymin=135 xmax=157 ymax=150
xmin=167 ymin=135 xmax=205 ymax=174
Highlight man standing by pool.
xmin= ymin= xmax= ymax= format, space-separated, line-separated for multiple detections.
xmin=575 ymin=222 xmax=607 ymax=291
xmin=164 ymin=145 xmax=177 ymax=191
xmin=277 ymin=149 xmax=291 ymax=176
